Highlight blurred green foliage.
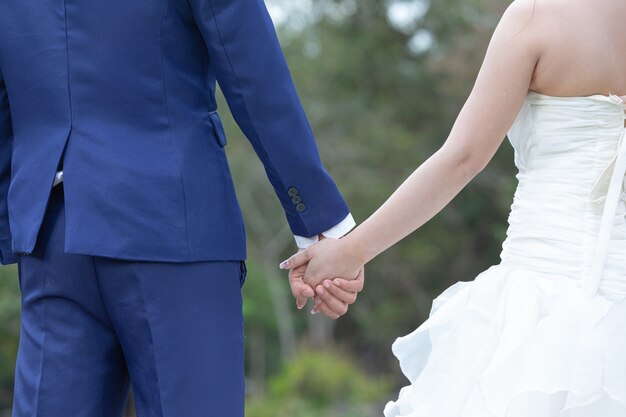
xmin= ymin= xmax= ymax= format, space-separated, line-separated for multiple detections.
xmin=247 ymin=347 xmax=391 ymax=417
xmin=0 ymin=266 xmax=19 ymax=408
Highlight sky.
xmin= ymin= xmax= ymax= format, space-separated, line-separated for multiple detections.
xmin=266 ymin=0 xmax=433 ymax=54
xmin=266 ymin=0 xmax=429 ymax=29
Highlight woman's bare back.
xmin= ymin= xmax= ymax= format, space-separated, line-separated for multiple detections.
xmin=529 ymin=0 xmax=626 ymax=97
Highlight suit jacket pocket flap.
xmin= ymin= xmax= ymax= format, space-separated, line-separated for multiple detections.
xmin=208 ymin=111 xmax=228 ymax=148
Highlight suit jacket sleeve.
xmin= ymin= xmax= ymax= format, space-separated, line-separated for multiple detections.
xmin=188 ymin=0 xmax=350 ymax=238
xmin=0 ymin=66 xmax=17 ymax=265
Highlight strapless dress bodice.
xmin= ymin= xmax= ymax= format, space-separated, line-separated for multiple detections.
xmin=501 ymin=92 xmax=626 ymax=299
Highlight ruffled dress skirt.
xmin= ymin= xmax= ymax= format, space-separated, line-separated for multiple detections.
xmin=383 ymin=265 xmax=626 ymax=417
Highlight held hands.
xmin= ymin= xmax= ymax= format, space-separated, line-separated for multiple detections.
xmin=311 ymin=268 xmax=364 ymax=319
xmin=281 ymin=237 xmax=365 ymax=319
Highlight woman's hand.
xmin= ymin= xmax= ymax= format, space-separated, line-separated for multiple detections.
xmin=288 ymin=263 xmax=365 ymax=319
xmin=280 ymin=237 xmax=364 ymax=288
xmin=284 ymin=240 xmax=365 ymax=319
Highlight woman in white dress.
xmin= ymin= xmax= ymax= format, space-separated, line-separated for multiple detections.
xmin=280 ymin=0 xmax=626 ymax=415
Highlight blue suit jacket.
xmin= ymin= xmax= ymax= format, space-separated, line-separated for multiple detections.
xmin=0 ymin=0 xmax=350 ymax=264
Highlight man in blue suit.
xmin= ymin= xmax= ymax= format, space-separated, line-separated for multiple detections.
xmin=0 ymin=0 xmax=356 ymax=415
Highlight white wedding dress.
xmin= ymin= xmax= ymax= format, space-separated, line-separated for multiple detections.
xmin=384 ymin=92 xmax=626 ymax=417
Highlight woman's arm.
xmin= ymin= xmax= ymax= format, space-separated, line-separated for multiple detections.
xmin=282 ymin=0 xmax=543 ymax=286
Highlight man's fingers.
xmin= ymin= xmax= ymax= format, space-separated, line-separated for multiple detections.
xmin=279 ymin=249 xmax=311 ymax=270
xmin=296 ymin=296 xmax=308 ymax=310
xmin=311 ymin=298 xmax=341 ymax=320
xmin=333 ymin=268 xmax=365 ymax=292
xmin=288 ymin=274 xmax=315 ymax=297
xmin=289 ymin=282 xmax=314 ymax=310
xmin=288 ymin=270 xmax=315 ymax=309
xmin=293 ymin=287 xmax=312 ymax=310
xmin=291 ymin=285 xmax=309 ymax=309
xmin=322 ymin=280 xmax=358 ymax=304
xmin=294 ymin=284 xmax=312 ymax=309
xmin=333 ymin=278 xmax=364 ymax=292
xmin=314 ymin=284 xmax=348 ymax=317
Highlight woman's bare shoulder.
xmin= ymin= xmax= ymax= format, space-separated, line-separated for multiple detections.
xmin=490 ymin=0 xmax=545 ymax=59
xmin=523 ymin=0 xmax=626 ymax=95
xmin=502 ymin=0 xmax=572 ymax=31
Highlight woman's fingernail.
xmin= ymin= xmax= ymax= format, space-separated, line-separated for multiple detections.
xmin=323 ymin=280 xmax=331 ymax=289
xmin=279 ymin=260 xmax=289 ymax=269
xmin=311 ymin=307 xmax=320 ymax=315
xmin=334 ymin=280 xmax=342 ymax=287
xmin=318 ymin=287 xmax=325 ymax=295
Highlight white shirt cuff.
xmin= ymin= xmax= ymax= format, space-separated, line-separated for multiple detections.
xmin=293 ymin=212 xmax=356 ymax=249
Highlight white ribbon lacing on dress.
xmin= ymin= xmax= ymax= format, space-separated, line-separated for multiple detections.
xmin=582 ymin=94 xmax=626 ymax=297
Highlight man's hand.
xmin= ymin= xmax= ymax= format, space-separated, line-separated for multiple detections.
xmin=284 ymin=240 xmax=365 ymax=319
xmin=287 ymin=260 xmax=315 ymax=310
xmin=310 ymin=267 xmax=365 ymax=319
xmin=282 ymin=237 xmax=365 ymax=319
xmin=281 ymin=237 xmax=363 ymax=288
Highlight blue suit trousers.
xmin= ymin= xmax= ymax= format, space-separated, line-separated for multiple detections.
xmin=12 ymin=182 xmax=247 ymax=417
